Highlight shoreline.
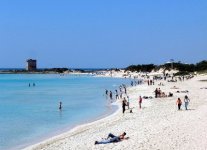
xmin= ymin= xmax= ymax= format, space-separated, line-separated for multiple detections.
xmin=18 ymin=106 xmax=117 ymax=150
xmin=20 ymin=105 xmax=117 ymax=150
xmin=22 ymin=76 xmax=143 ymax=150
xmin=23 ymin=74 xmax=207 ymax=150
xmin=0 ymin=73 xmax=130 ymax=150
xmin=23 ymin=100 xmax=123 ymax=150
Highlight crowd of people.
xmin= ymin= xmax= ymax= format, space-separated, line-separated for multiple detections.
xmin=95 ymin=74 xmax=193 ymax=145
xmin=105 ymin=79 xmax=145 ymax=115
xmin=105 ymin=84 xmax=127 ymax=101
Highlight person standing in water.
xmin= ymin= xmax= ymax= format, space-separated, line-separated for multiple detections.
xmin=184 ymin=95 xmax=190 ymax=110
xmin=105 ymin=89 xmax=108 ymax=95
xmin=59 ymin=101 xmax=62 ymax=110
xmin=115 ymin=90 xmax=119 ymax=99
xmin=109 ymin=91 xmax=113 ymax=99
xmin=124 ymin=86 xmax=127 ymax=94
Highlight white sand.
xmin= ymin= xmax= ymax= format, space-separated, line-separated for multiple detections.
xmin=24 ymin=74 xmax=207 ymax=150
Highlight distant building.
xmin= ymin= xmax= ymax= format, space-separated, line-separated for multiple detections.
xmin=26 ymin=59 xmax=37 ymax=71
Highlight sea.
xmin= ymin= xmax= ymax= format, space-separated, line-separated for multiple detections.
xmin=0 ymin=73 xmax=131 ymax=150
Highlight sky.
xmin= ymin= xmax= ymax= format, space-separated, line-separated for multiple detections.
xmin=0 ymin=0 xmax=207 ymax=68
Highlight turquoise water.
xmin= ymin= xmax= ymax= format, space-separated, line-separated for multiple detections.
xmin=0 ymin=74 xmax=130 ymax=150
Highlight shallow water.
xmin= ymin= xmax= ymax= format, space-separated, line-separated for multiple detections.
xmin=0 ymin=74 xmax=131 ymax=150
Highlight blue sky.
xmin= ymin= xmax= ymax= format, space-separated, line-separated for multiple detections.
xmin=0 ymin=0 xmax=206 ymax=68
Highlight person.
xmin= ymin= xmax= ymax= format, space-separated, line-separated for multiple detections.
xmin=119 ymin=86 xmax=122 ymax=92
xmin=120 ymin=91 xmax=123 ymax=99
xmin=139 ymin=96 xmax=142 ymax=109
xmin=158 ymin=88 xmax=161 ymax=97
xmin=122 ymin=99 xmax=127 ymax=114
xmin=127 ymin=96 xmax=130 ymax=109
xmin=105 ymin=89 xmax=108 ymax=95
xmin=184 ymin=95 xmax=190 ymax=110
xmin=150 ymin=80 xmax=152 ymax=85
xmin=124 ymin=86 xmax=127 ymax=94
xmin=115 ymin=90 xmax=119 ymax=99
xmin=95 ymin=132 xmax=127 ymax=144
xmin=161 ymin=92 xmax=167 ymax=97
xmin=109 ymin=91 xmax=113 ymax=99
xmin=176 ymin=98 xmax=182 ymax=110
xmin=59 ymin=101 xmax=62 ymax=110
xmin=168 ymin=92 xmax=173 ymax=97
xmin=154 ymin=88 xmax=158 ymax=98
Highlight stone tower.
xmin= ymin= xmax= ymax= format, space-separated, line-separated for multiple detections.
xmin=26 ymin=59 xmax=37 ymax=71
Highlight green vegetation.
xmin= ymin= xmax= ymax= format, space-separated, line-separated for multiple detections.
xmin=125 ymin=60 xmax=207 ymax=73
xmin=42 ymin=68 xmax=70 ymax=73
xmin=174 ymin=71 xmax=190 ymax=76
xmin=125 ymin=64 xmax=156 ymax=72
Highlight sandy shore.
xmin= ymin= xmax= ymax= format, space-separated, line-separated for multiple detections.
xmin=24 ymin=74 xmax=207 ymax=150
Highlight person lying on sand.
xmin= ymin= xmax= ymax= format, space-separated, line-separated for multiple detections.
xmin=158 ymin=82 xmax=164 ymax=86
xmin=95 ymin=132 xmax=129 ymax=144
xmin=170 ymin=86 xmax=179 ymax=89
xmin=168 ymin=79 xmax=177 ymax=82
xmin=176 ymin=90 xmax=189 ymax=93
xmin=168 ymin=92 xmax=173 ymax=97
xmin=143 ymin=96 xmax=153 ymax=99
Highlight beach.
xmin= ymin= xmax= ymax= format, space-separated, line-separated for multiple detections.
xmin=24 ymin=74 xmax=207 ymax=150
xmin=2 ymin=0 xmax=206 ymax=149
